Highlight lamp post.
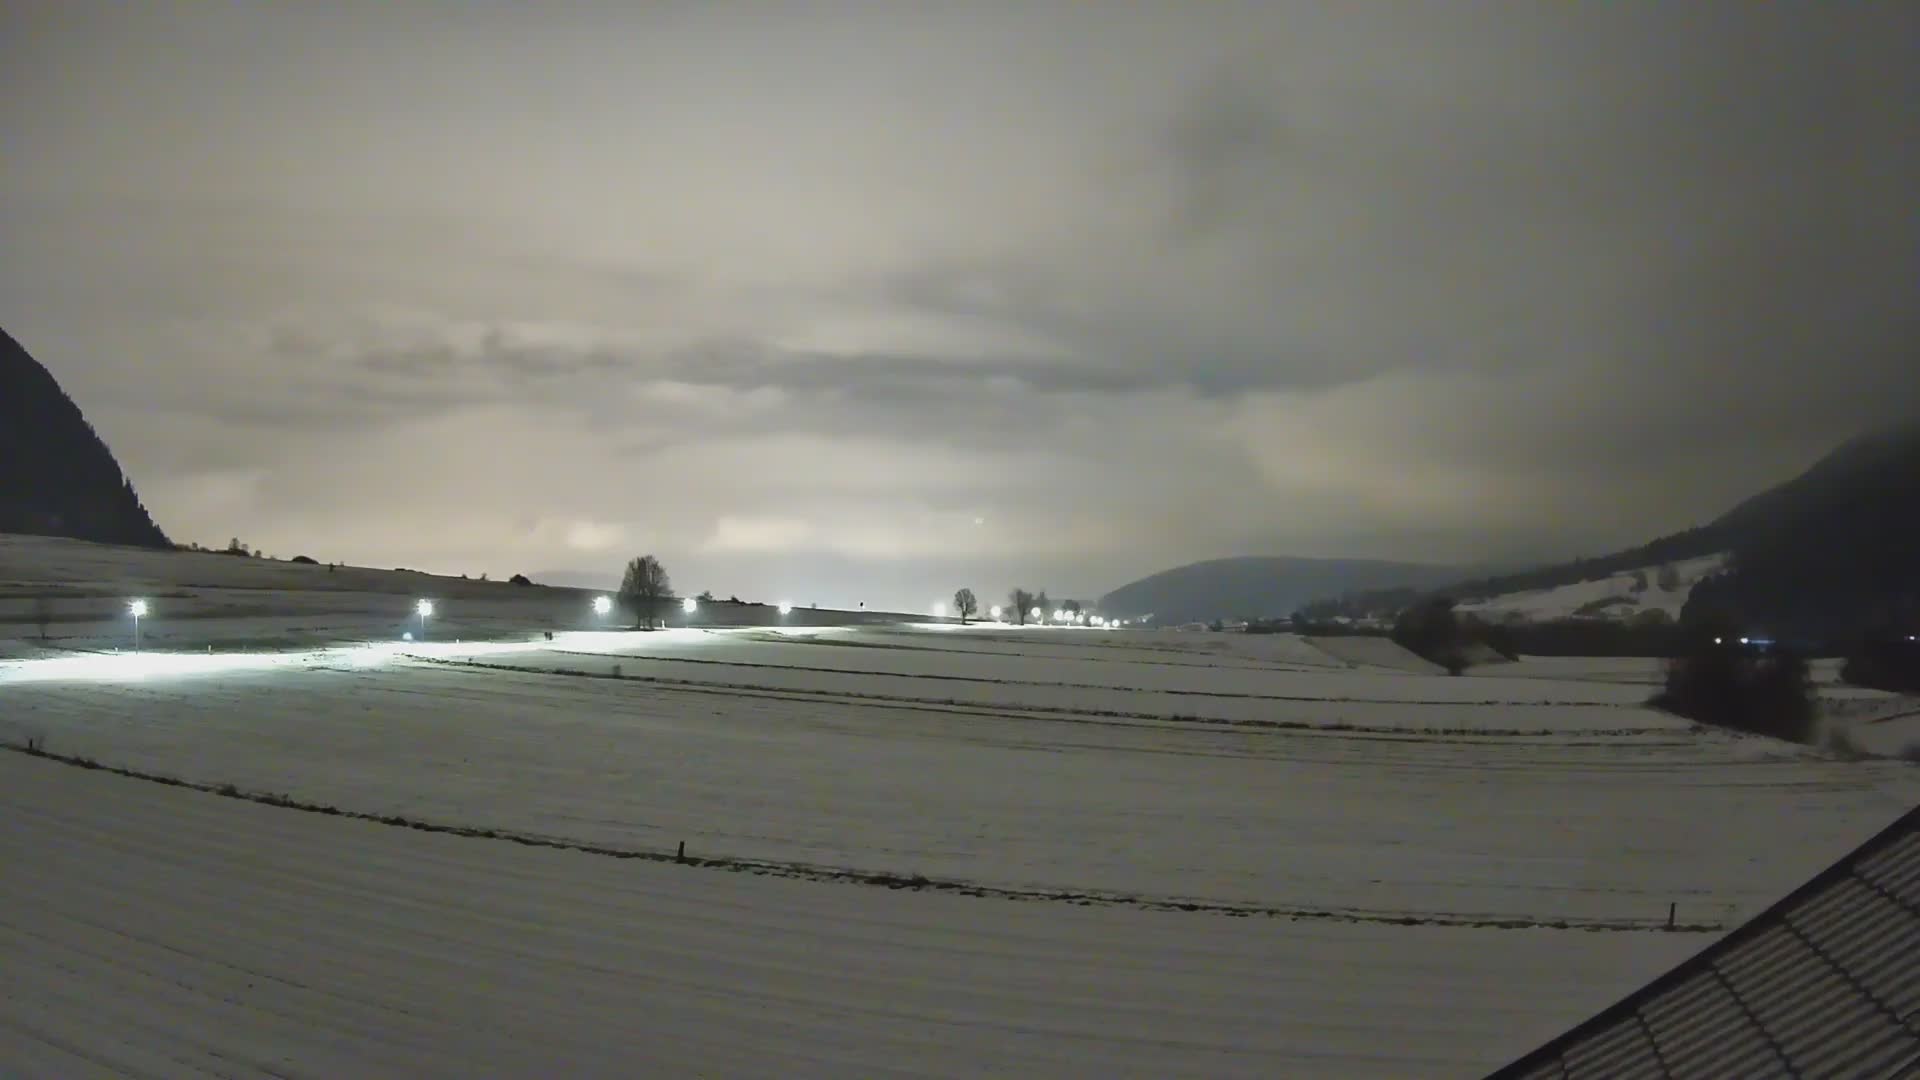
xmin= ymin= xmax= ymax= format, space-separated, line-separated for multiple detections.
xmin=416 ymin=598 xmax=434 ymax=639
xmin=129 ymin=599 xmax=148 ymax=651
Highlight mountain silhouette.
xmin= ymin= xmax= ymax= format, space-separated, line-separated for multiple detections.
xmin=1305 ymin=420 xmax=1920 ymax=641
xmin=1 ymin=327 xmax=171 ymax=548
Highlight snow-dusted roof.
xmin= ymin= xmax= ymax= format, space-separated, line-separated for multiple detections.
xmin=1491 ymin=805 xmax=1920 ymax=1078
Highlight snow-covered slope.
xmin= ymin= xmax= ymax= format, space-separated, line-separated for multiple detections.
xmin=0 ymin=533 xmax=940 ymax=656
xmin=0 ymin=751 xmax=1706 ymax=1078
xmin=1456 ymin=553 xmax=1727 ymax=623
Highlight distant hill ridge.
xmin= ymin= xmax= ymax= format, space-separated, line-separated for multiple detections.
xmin=0 ymin=327 xmax=171 ymax=548
xmin=1098 ymin=556 xmax=1465 ymax=625
xmin=1305 ymin=420 xmax=1920 ymax=640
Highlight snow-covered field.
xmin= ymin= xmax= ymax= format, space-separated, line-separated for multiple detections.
xmin=2 ymin=535 xmax=1917 ymax=1076
xmin=1 ymin=751 xmax=1702 ymax=1078
xmin=1456 ymin=553 xmax=1727 ymax=623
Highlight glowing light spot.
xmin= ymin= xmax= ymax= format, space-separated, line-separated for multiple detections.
xmin=682 ymin=597 xmax=698 ymax=613
xmin=592 ymin=596 xmax=613 ymax=616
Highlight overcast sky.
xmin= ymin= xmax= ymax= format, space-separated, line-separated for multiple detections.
xmin=4 ymin=2 xmax=1915 ymax=608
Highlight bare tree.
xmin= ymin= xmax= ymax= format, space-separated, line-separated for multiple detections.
xmin=1035 ymin=590 xmax=1052 ymax=621
xmin=1008 ymin=587 xmax=1035 ymax=626
xmin=952 ymin=588 xmax=979 ymax=623
xmin=619 ymin=555 xmax=673 ymax=629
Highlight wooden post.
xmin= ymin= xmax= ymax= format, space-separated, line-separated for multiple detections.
xmin=676 ymin=841 xmax=686 ymax=863
xmin=1668 ymin=902 xmax=1676 ymax=929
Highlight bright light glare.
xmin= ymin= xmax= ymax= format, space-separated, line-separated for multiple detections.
xmin=778 ymin=602 xmax=793 ymax=615
xmin=682 ymin=597 xmax=698 ymax=613
xmin=128 ymin=599 xmax=148 ymax=618
xmin=1030 ymin=606 xmax=1042 ymax=620
xmin=989 ymin=605 xmax=1002 ymax=619
xmin=933 ymin=602 xmax=947 ymax=618
xmin=592 ymin=596 xmax=613 ymax=615
xmin=416 ymin=599 xmax=434 ymax=617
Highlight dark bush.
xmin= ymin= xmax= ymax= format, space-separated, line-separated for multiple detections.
xmin=1840 ymin=629 xmax=1920 ymax=693
xmin=509 ymin=573 xmax=533 ymax=586
xmin=1651 ymin=631 xmax=1815 ymax=743
xmin=290 ymin=554 xmax=318 ymax=565
xmin=1393 ymin=596 xmax=1469 ymax=674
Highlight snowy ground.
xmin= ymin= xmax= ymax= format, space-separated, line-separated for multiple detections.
xmin=0 ymin=751 xmax=1703 ymax=1079
xmin=2 ymin=535 xmax=1917 ymax=1076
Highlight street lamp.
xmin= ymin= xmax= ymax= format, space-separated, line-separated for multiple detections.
xmin=1029 ymin=606 xmax=1042 ymax=622
xmin=778 ymin=601 xmax=793 ymax=616
xmin=129 ymin=599 xmax=148 ymax=651
xmin=592 ymin=595 xmax=613 ymax=617
xmin=989 ymin=605 xmax=1002 ymax=620
xmin=682 ymin=596 xmax=698 ymax=615
xmin=416 ymin=598 xmax=434 ymax=639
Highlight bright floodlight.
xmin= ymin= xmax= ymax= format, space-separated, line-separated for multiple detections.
xmin=778 ymin=601 xmax=793 ymax=615
xmin=128 ymin=599 xmax=149 ymax=618
xmin=1030 ymin=606 xmax=1042 ymax=620
xmin=592 ymin=596 xmax=613 ymax=616
xmin=989 ymin=605 xmax=1002 ymax=620
xmin=933 ymin=602 xmax=947 ymax=618
xmin=416 ymin=599 xmax=434 ymax=618
xmin=682 ymin=596 xmax=698 ymax=613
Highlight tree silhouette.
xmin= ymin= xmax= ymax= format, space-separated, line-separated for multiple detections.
xmin=952 ymin=588 xmax=979 ymax=623
xmin=619 ymin=555 xmax=673 ymax=629
xmin=1008 ymin=588 xmax=1036 ymax=626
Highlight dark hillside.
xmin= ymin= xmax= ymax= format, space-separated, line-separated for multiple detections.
xmin=1 ymin=327 xmax=170 ymax=548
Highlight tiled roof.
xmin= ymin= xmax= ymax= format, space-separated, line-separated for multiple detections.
xmin=1490 ymin=805 xmax=1920 ymax=1080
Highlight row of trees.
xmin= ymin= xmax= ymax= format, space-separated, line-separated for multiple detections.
xmin=613 ymin=556 xmax=1098 ymax=631
xmin=950 ymin=587 xmax=1089 ymax=625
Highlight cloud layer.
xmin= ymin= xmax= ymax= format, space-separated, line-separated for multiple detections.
xmin=4 ymin=3 xmax=1915 ymax=607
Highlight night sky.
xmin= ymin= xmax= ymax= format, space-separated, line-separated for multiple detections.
xmin=5 ymin=3 xmax=1915 ymax=609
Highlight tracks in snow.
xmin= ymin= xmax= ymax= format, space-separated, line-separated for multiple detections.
xmin=404 ymin=653 xmax=1673 ymax=740
xmin=2 ymin=742 xmax=1726 ymax=934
